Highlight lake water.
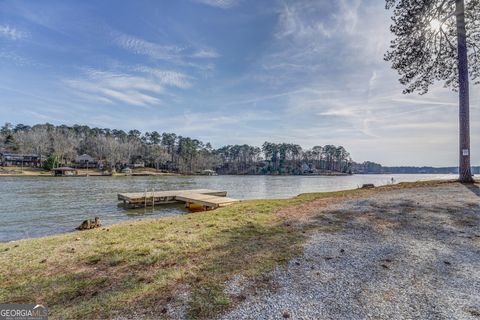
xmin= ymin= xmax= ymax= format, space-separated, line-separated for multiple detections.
xmin=0 ymin=174 xmax=456 ymax=242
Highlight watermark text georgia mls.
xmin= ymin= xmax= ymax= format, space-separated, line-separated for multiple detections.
xmin=0 ymin=304 xmax=48 ymax=320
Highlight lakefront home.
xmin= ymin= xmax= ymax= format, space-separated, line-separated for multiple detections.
xmin=74 ymin=154 xmax=97 ymax=168
xmin=131 ymin=159 xmax=145 ymax=168
xmin=0 ymin=152 xmax=42 ymax=167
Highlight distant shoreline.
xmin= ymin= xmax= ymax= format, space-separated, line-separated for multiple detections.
xmin=0 ymin=167 xmax=179 ymax=177
xmin=0 ymin=166 xmax=354 ymax=177
xmin=0 ymin=169 xmax=458 ymax=177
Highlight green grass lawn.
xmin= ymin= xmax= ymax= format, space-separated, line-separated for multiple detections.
xmin=0 ymin=181 xmax=450 ymax=319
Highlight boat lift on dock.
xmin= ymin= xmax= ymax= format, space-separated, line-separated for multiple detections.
xmin=117 ymin=189 xmax=239 ymax=210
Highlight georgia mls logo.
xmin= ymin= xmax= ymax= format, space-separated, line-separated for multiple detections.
xmin=32 ymin=305 xmax=47 ymax=317
xmin=0 ymin=304 xmax=48 ymax=320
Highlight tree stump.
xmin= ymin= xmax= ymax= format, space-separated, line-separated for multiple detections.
xmin=77 ymin=217 xmax=101 ymax=230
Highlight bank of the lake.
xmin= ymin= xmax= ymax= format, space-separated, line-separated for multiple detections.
xmin=1 ymin=180 xmax=477 ymax=320
xmin=0 ymin=166 xmax=177 ymax=177
xmin=0 ymin=174 xmax=456 ymax=242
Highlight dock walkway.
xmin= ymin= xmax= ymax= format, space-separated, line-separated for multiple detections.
xmin=118 ymin=189 xmax=239 ymax=210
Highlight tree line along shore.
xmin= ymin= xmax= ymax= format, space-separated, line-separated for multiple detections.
xmin=0 ymin=122 xmax=353 ymax=176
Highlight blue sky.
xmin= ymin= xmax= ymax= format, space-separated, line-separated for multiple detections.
xmin=0 ymin=0 xmax=478 ymax=166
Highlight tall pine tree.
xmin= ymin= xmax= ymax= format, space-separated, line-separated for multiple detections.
xmin=385 ymin=0 xmax=480 ymax=182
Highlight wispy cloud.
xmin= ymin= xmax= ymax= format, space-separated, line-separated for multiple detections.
xmin=131 ymin=66 xmax=193 ymax=89
xmin=255 ymin=0 xmax=389 ymax=89
xmin=112 ymin=31 xmax=183 ymax=61
xmin=191 ymin=48 xmax=220 ymax=59
xmin=109 ymin=28 xmax=220 ymax=69
xmin=193 ymin=0 xmax=241 ymax=9
xmin=274 ymin=2 xmax=334 ymax=39
xmin=0 ymin=51 xmax=37 ymax=67
xmin=0 ymin=25 xmax=29 ymax=40
xmin=64 ymin=67 xmax=192 ymax=107
xmin=66 ymin=78 xmax=162 ymax=107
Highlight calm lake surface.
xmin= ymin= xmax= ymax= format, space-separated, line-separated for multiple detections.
xmin=0 ymin=174 xmax=455 ymax=242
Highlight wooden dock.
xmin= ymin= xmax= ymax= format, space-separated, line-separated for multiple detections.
xmin=118 ymin=189 xmax=239 ymax=210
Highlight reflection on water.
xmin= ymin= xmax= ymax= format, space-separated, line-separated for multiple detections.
xmin=0 ymin=174 xmax=455 ymax=242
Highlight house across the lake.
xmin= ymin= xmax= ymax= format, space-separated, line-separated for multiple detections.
xmin=301 ymin=163 xmax=314 ymax=174
xmin=74 ymin=154 xmax=97 ymax=168
xmin=131 ymin=159 xmax=145 ymax=168
xmin=0 ymin=152 xmax=42 ymax=167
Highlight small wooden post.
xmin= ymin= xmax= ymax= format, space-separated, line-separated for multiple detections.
xmin=144 ymin=189 xmax=147 ymax=208
xmin=152 ymin=188 xmax=155 ymax=211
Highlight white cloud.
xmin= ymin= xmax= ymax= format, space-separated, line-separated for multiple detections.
xmin=64 ymin=67 xmax=193 ymax=107
xmin=131 ymin=66 xmax=193 ymax=89
xmin=112 ymin=31 xmax=183 ymax=61
xmin=275 ymin=2 xmax=334 ymax=40
xmin=0 ymin=25 xmax=28 ymax=40
xmin=109 ymin=29 xmax=221 ymax=71
xmin=191 ymin=48 xmax=220 ymax=59
xmin=337 ymin=0 xmax=362 ymax=34
xmin=193 ymin=0 xmax=240 ymax=9
xmin=257 ymin=0 xmax=391 ymax=88
xmin=65 ymin=78 xmax=161 ymax=107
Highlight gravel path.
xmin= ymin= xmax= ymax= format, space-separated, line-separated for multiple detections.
xmin=221 ymin=183 xmax=480 ymax=320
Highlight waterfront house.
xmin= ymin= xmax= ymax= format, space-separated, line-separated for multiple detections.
xmin=131 ymin=159 xmax=145 ymax=168
xmin=301 ymin=163 xmax=314 ymax=174
xmin=0 ymin=152 xmax=42 ymax=167
xmin=74 ymin=154 xmax=97 ymax=168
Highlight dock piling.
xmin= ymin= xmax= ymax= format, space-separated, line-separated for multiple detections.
xmin=144 ymin=189 xmax=147 ymax=209
xmin=152 ymin=188 xmax=155 ymax=211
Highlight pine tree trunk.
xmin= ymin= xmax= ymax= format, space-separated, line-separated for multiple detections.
xmin=456 ymin=0 xmax=473 ymax=183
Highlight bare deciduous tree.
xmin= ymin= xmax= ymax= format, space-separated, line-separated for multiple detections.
xmin=51 ymin=129 xmax=77 ymax=166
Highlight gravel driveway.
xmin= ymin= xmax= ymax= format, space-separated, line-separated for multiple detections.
xmin=221 ymin=183 xmax=480 ymax=320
